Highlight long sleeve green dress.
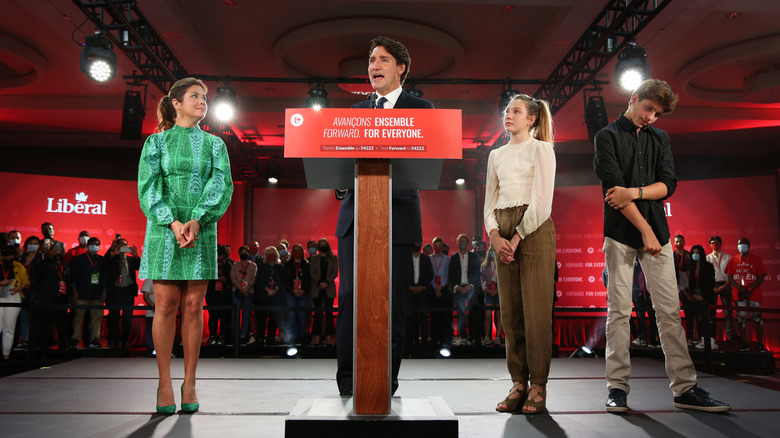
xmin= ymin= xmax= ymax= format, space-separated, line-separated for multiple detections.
xmin=137 ymin=124 xmax=233 ymax=280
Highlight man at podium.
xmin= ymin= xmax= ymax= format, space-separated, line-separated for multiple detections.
xmin=335 ymin=36 xmax=434 ymax=396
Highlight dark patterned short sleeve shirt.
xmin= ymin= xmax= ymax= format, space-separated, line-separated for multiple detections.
xmin=593 ymin=114 xmax=677 ymax=249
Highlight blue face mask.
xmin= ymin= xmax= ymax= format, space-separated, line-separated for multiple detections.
xmin=692 ymin=253 xmax=701 ymax=261
xmin=279 ymin=249 xmax=288 ymax=258
xmin=738 ymin=244 xmax=749 ymax=254
xmin=88 ymin=245 xmax=100 ymax=253
xmin=27 ymin=244 xmax=39 ymax=252
xmin=308 ymin=247 xmax=317 ymax=256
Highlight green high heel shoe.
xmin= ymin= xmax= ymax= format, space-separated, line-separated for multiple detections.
xmin=181 ymin=383 xmax=199 ymax=413
xmin=156 ymin=388 xmax=176 ymax=415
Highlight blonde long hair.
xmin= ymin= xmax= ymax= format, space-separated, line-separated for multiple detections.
xmin=508 ymin=94 xmax=554 ymax=143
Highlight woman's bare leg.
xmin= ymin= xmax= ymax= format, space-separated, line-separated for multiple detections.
xmin=181 ymin=280 xmax=207 ymax=403
xmin=153 ymin=280 xmax=183 ymax=407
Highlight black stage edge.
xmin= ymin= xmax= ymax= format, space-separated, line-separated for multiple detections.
xmin=285 ymin=396 xmax=458 ymax=437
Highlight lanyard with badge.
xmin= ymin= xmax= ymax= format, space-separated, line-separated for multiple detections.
xmin=87 ymin=254 xmax=100 ymax=285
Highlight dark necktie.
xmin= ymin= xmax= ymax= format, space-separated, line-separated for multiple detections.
xmin=376 ymin=96 xmax=388 ymax=109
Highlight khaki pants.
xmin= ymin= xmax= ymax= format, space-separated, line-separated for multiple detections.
xmin=604 ymin=238 xmax=697 ymax=396
xmin=71 ymin=299 xmax=104 ymax=341
xmin=496 ymin=206 xmax=556 ymax=385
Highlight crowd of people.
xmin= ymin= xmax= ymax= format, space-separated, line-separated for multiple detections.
xmin=0 ymin=224 xmax=768 ymax=362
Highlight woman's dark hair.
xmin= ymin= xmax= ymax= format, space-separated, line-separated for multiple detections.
xmin=156 ymin=77 xmax=208 ymax=132
xmin=237 ymin=245 xmax=249 ymax=255
xmin=689 ymin=245 xmax=706 ymax=265
xmin=24 ymin=235 xmax=40 ymax=246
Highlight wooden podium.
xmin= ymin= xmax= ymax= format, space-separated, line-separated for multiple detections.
xmin=284 ymin=108 xmax=460 ymax=435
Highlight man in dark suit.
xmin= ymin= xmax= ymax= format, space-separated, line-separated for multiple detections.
xmin=335 ymin=36 xmax=434 ymax=396
xmin=407 ymin=241 xmax=434 ymax=346
xmin=448 ymin=234 xmax=482 ymax=345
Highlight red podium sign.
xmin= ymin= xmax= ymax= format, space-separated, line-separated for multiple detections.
xmin=284 ymin=108 xmax=462 ymax=159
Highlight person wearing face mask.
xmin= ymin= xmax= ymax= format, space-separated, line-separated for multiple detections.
xmin=687 ymin=245 xmax=717 ymax=350
xmin=277 ymin=240 xmax=290 ymax=264
xmin=16 ymin=236 xmax=46 ymax=352
xmin=422 ymin=243 xmax=434 ymax=257
xmin=64 ymin=231 xmax=91 ymax=265
xmin=230 ymin=246 xmax=257 ymax=346
xmin=283 ymin=244 xmax=311 ymax=345
xmin=706 ymin=236 xmax=733 ymax=341
xmin=1 ymin=245 xmax=31 ymax=360
xmin=726 ymin=238 xmax=767 ymax=353
xmin=255 ymin=246 xmax=286 ymax=346
xmin=309 ymin=238 xmax=338 ymax=346
xmin=449 ymin=234 xmax=481 ymax=346
xmin=8 ymin=230 xmax=23 ymax=258
xmin=305 ymin=240 xmax=318 ymax=261
xmin=40 ymin=222 xmax=66 ymax=256
xmin=481 ymin=247 xmax=502 ymax=345
xmin=69 ymin=237 xmax=106 ymax=350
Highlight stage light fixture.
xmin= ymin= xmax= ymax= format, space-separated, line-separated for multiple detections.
xmin=498 ymin=88 xmax=519 ymax=119
xmin=454 ymin=163 xmax=466 ymax=185
xmin=306 ymin=85 xmax=329 ymax=110
xmin=569 ymin=345 xmax=596 ymax=358
xmin=438 ymin=346 xmax=452 ymax=358
xmin=213 ymin=85 xmax=238 ymax=121
xmin=615 ymin=42 xmax=649 ymax=92
xmin=267 ymin=162 xmax=279 ymax=185
xmin=80 ymin=33 xmax=117 ymax=83
xmin=407 ymin=85 xmax=424 ymax=98
xmin=285 ymin=346 xmax=299 ymax=357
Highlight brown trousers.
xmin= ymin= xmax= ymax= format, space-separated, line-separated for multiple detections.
xmin=496 ymin=206 xmax=556 ymax=385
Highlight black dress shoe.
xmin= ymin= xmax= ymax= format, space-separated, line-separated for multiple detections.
xmin=339 ymin=390 xmax=353 ymax=397
xmin=673 ymin=385 xmax=730 ymax=412
xmin=606 ymin=388 xmax=628 ymax=413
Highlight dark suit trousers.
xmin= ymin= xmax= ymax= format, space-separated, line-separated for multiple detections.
xmin=336 ymin=227 xmax=412 ymax=395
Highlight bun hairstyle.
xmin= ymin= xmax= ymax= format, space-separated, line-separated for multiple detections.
xmin=156 ymin=77 xmax=207 ymax=132
xmin=507 ymin=94 xmax=554 ymax=143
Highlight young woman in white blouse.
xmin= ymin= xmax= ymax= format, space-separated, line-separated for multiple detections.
xmin=485 ymin=94 xmax=556 ymax=414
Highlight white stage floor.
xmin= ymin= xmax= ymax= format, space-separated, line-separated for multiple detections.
xmin=0 ymin=357 xmax=778 ymax=437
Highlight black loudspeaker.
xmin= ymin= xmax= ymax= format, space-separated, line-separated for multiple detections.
xmin=121 ymin=90 xmax=144 ymax=140
xmin=585 ymin=96 xmax=609 ymax=143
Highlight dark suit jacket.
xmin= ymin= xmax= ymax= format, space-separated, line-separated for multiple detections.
xmin=411 ymin=253 xmax=434 ymax=288
xmin=335 ymin=90 xmax=434 ymax=245
xmin=448 ymin=251 xmax=481 ymax=289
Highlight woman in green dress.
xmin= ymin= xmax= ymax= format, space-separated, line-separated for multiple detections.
xmin=138 ymin=77 xmax=233 ymax=414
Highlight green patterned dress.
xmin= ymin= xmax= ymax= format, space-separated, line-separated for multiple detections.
xmin=137 ymin=124 xmax=233 ymax=280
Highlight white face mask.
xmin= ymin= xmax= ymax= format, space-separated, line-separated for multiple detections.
xmin=27 ymin=244 xmax=39 ymax=252
xmin=10 ymin=238 xmax=21 ymax=246
xmin=738 ymin=244 xmax=749 ymax=254
xmin=88 ymin=245 xmax=100 ymax=253
xmin=79 ymin=236 xmax=89 ymax=245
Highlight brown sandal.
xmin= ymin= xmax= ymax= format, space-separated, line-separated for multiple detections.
xmin=522 ymin=384 xmax=547 ymax=414
xmin=496 ymin=381 xmax=526 ymax=412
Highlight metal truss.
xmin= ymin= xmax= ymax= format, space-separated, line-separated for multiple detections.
xmin=535 ymin=0 xmax=673 ymax=114
xmin=72 ymin=0 xmax=187 ymax=94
